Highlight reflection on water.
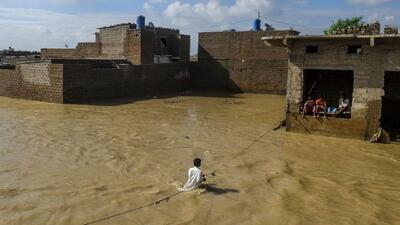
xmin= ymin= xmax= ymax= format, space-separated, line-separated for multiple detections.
xmin=0 ymin=92 xmax=399 ymax=225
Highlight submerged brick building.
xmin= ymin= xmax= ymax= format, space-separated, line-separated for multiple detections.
xmin=264 ymin=32 xmax=400 ymax=140
xmin=0 ymin=17 xmax=191 ymax=103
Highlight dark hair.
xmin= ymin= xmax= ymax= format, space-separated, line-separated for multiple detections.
xmin=193 ymin=158 xmax=202 ymax=167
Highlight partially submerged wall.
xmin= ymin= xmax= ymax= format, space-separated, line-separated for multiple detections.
xmin=193 ymin=30 xmax=299 ymax=94
xmin=18 ymin=62 xmax=63 ymax=103
xmin=62 ymin=61 xmax=189 ymax=103
xmin=0 ymin=60 xmax=190 ymax=103
xmin=0 ymin=62 xmax=64 ymax=103
xmin=285 ymin=37 xmax=400 ymax=139
xmin=0 ymin=69 xmax=19 ymax=98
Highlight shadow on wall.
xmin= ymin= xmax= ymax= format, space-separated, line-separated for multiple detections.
xmin=190 ymin=45 xmax=242 ymax=93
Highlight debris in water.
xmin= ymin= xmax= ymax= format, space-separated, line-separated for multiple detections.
xmin=224 ymin=100 xmax=244 ymax=105
xmin=164 ymin=99 xmax=183 ymax=104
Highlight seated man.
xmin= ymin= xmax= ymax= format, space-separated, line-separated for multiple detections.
xmin=314 ymin=96 xmax=327 ymax=118
xmin=335 ymin=94 xmax=350 ymax=117
xmin=302 ymin=97 xmax=315 ymax=116
xmin=179 ymin=158 xmax=206 ymax=191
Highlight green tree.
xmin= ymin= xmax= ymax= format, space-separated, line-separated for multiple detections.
xmin=324 ymin=16 xmax=364 ymax=35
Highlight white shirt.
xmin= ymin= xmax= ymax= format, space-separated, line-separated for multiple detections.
xmin=179 ymin=167 xmax=203 ymax=191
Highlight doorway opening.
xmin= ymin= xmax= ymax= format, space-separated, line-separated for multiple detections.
xmin=381 ymin=71 xmax=400 ymax=141
xmin=303 ymin=69 xmax=354 ymax=118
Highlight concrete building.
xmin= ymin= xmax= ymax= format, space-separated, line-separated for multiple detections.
xmin=263 ymin=32 xmax=400 ymax=140
xmin=191 ymin=29 xmax=300 ymax=94
xmin=41 ymin=23 xmax=190 ymax=65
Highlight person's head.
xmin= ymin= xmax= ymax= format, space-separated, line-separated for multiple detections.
xmin=307 ymin=96 xmax=312 ymax=100
xmin=193 ymin=158 xmax=202 ymax=168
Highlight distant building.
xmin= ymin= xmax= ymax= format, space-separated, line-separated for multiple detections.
xmin=41 ymin=22 xmax=190 ymax=65
xmin=0 ymin=17 xmax=190 ymax=104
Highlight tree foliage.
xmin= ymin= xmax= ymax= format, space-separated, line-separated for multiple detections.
xmin=324 ymin=16 xmax=364 ymax=35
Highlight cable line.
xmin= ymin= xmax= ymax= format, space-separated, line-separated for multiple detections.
xmin=83 ymin=107 xmax=284 ymax=225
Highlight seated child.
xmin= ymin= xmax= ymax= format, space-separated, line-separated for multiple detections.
xmin=179 ymin=158 xmax=206 ymax=191
xmin=314 ymin=97 xmax=327 ymax=118
xmin=302 ymin=97 xmax=315 ymax=116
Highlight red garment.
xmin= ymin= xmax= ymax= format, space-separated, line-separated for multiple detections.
xmin=315 ymin=98 xmax=327 ymax=107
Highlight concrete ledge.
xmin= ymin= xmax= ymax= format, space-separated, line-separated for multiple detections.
xmin=286 ymin=113 xmax=367 ymax=140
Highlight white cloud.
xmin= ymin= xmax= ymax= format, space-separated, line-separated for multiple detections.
xmin=346 ymin=0 xmax=393 ymax=5
xmin=163 ymin=0 xmax=275 ymax=29
xmin=385 ymin=15 xmax=395 ymax=21
xmin=0 ymin=7 xmax=135 ymax=51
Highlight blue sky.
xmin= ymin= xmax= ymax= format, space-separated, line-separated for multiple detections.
xmin=0 ymin=0 xmax=399 ymax=53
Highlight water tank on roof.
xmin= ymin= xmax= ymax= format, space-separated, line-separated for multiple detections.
xmin=137 ymin=15 xmax=146 ymax=30
xmin=253 ymin=19 xmax=261 ymax=31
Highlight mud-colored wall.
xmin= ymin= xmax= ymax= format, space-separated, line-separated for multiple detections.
xmin=41 ymin=49 xmax=77 ymax=60
xmin=286 ymin=37 xmax=400 ymax=139
xmin=0 ymin=62 xmax=64 ymax=103
xmin=193 ymin=30 xmax=299 ymax=94
xmin=0 ymin=69 xmax=19 ymax=98
xmin=18 ymin=63 xmax=64 ymax=103
xmin=63 ymin=62 xmax=189 ymax=103
xmin=98 ymin=25 xmax=129 ymax=58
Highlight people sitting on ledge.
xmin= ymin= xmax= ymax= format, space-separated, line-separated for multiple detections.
xmin=314 ymin=96 xmax=327 ymax=118
xmin=302 ymin=96 xmax=315 ymax=117
xmin=301 ymin=93 xmax=351 ymax=118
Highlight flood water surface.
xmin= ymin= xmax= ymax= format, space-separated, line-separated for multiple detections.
xmin=0 ymin=93 xmax=399 ymax=225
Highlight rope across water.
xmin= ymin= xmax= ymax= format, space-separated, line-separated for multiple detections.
xmin=83 ymin=107 xmax=284 ymax=225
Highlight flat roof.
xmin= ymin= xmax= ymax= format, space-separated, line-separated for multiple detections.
xmin=200 ymin=30 xmax=300 ymax=35
xmin=98 ymin=23 xmax=136 ymax=30
xmin=262 ymin=34 xmax=400 ymax=41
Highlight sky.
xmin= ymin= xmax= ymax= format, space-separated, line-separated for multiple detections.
xmin=0 ymin=0 xmax=399 ymax=54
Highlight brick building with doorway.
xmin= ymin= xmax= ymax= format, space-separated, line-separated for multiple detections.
xmin=264 ymin=32 xmax=400 ymax=140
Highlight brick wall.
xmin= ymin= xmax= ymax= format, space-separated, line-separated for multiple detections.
xmin=63 ymin=61 xmax=189 ymax=103
xmin=193 ymin=30 xmax=298 ymax=94
xmin=126 ymin=30 xmax=142 ymax=65
xmin=18 ymin=62 xmax=63 ymax=103
xmin=98 ymin=25 xmax=129 ymax=57
xmin=76 ymin=43 xmax=101 ymax=58
xmin=140 ymin=30 xmax=155 ymax=65
xmin=0 ymin=69 xmax=19 ymax=98
xmin=179 ymin=35 xmax=191 ymax=61
xmin=0 ymin=62 xmax=63 ymax=103
xmin=41 ymin=48 xmax=76 ymax=60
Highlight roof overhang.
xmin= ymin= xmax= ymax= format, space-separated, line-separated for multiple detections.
xmin=262 ymin=34 xmax=400 ymax=47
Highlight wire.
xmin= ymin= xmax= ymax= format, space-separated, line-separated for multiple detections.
xmin=260 ymin=15 xmax=320 ymax=32
xmin=83 ymin=191 xmax=184 ymax=225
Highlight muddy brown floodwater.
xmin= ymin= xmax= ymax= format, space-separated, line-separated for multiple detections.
xmin=0 ymin=92 xmax=399 ymax=225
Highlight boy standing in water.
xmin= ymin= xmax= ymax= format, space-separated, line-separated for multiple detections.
xmin=179 ymin=158 xmax=205 ymax=191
